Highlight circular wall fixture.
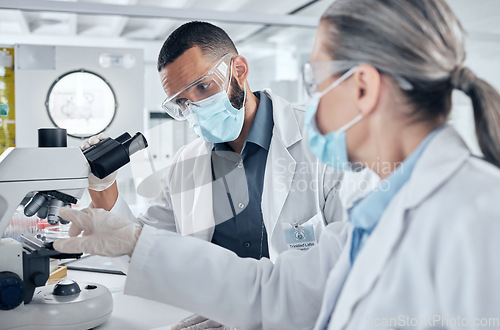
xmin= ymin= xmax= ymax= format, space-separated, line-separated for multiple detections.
xmin=45 ymin=69 xmax=117 ymax=138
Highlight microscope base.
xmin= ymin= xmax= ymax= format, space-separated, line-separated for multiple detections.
xmin=0 ymin=282 xmax=113 ymax=330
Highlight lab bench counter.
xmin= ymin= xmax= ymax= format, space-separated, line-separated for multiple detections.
xmin=66 ymin=269 xmax=192 ymax=330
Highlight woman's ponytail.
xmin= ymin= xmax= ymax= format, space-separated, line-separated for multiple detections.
xmin=451 ymin=66 xmax=500 ymax=167
xmin=320 ymin=0 xmax=500 ymax=164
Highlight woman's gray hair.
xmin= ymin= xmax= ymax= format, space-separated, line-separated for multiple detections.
xmin=321 ymin=0 xmax=500 ymax=167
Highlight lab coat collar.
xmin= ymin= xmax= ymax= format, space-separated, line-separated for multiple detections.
xmin=263 ymin=89 xmax=303 ymax=148
xmin=328 ymin=125 xmax=472 ymax=329
xmin=402 ymin=124 xmax=470 ymax=209
xmin=245 ymin=91 xmax=274 ymax=151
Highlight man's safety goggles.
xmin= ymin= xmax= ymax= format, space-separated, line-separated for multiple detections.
xmin=162 ymin=53 xmax=235 ymax=121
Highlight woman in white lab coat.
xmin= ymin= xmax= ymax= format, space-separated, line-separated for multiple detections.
xmin=55 ymin=0 xmax=500 ymax=329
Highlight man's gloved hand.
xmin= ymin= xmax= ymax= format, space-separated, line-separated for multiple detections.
xmin=81 ymin=133 xmax=117 ymax=191
xmin=53 ymin=207 xmax=141 ymax=257
xmin=172 ymin=314 xmax=234 ymax=330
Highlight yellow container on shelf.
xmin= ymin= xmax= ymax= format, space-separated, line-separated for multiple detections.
xmin=0 ymin=47 xmax=15 ymax=155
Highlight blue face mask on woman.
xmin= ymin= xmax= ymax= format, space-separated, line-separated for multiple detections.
xmin=305 ymin=67 xmax=363 ymax=170
xmin=189 ymin=84 xmax=246 ymax=143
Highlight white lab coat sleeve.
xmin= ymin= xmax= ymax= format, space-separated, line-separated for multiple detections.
xmin=133 ymin=174 xmax=178 ymax=232
xmin=107 ymin=176 xmax=177 ymax=232
xmin=110 ymin=144 xmax=192 ymax=232
xmin=109 ymin=193 xmax=137 ymax=222
xmin=435 ymin=187 xmax=500 ymax=326
xmin=125 ymin=221 xmax=351 ymax=330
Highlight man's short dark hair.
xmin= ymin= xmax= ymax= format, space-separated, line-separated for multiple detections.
xmin=157 ymin=21 xmax=238 ymax=72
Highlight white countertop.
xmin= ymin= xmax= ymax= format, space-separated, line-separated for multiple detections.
xmin=66 ymin=268 xmax=191 ymax=330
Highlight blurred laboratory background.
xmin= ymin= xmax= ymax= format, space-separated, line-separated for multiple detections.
xmin=0 ymin=0 xmax=499 ymax=215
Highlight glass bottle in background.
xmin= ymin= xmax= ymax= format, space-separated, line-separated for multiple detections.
xmin=3 ymin=207 xmax=39 ymax=241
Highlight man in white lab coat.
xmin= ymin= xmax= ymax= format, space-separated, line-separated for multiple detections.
xmin=88 ymin=21 xmax=358 ymax=262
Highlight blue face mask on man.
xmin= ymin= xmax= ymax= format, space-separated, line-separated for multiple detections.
xmin=188 ymin=83 xmax=247 ymax=143
xmin=305 ymin=67 xmax=363 ymax=170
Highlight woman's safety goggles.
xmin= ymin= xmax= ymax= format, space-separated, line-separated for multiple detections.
xmin=302 ymin=60 xmax=413 ymax=97
xmin=162 ymin=53 xmax=235 ymax=121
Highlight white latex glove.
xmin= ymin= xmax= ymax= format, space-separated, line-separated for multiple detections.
xmin=81 ymin=133 xmax=117 ymax=191
xmin=172 ymin=314 xmax=234 ymax=330
xmin=53 ymin=207 xmax=141 ymax=257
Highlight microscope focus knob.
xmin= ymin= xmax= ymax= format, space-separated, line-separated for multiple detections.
xmin=0 ymin=271 xmax=24 ymax=310
xmin=53 ymin=279 xmax=81 ymax=296
xmin=31 ymin=272 xmax=48 ymax=287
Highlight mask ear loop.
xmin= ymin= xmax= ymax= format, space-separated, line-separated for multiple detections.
xmin=318 ymin=66 xmax=358 ymax=98
xmin=335 ymin=114 xmax=363 ymax=135
xmin=312 ymin=66 xmax=363 ymax=136
xmin=330 ymin=66 xmax=363 ymax=134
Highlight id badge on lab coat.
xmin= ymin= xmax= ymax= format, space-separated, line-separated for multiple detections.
xmin=282 ymin=222 xmax=317 ymax=251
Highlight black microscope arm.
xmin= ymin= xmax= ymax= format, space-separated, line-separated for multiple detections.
xmin=21 ymin=233 xmax=82 ymax=304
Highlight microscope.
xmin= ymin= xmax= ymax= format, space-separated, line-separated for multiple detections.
xmin=0 ymin=128 xmax=147 ymax=329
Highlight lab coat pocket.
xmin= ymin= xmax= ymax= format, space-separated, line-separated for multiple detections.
xmin=281 ymin=212 xmax=325 ymax=251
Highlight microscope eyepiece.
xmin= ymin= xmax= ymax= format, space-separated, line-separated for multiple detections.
xmin=123 ymin=132 xmax=148 ymax=156
xmin=83 ymin=132 xmax=148 ymax=179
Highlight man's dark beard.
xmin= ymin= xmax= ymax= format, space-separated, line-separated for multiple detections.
xmin=229 ymin=77 xmax=245 ymax=109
